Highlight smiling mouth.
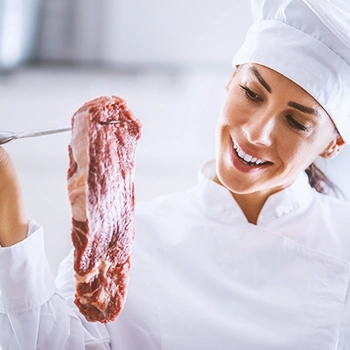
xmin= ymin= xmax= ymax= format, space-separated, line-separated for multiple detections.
xmin=233 ymin=142 xmax=271 ymax=166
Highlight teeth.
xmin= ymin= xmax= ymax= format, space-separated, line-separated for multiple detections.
xmin=243 ymin=154 xmax=252 ymax=162
xmin=233 ymin=142 xmax=266 ymax=165
xmin=238 ymin=150 xmax=245 ymax=158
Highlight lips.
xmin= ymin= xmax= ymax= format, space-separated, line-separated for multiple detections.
xmin=233 ymin=142 xmax=269 ymax=166
xmin=229 ymin=138 xmax=272 ymax=172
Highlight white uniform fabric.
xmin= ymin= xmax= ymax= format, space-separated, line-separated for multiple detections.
xmin=1 ymin=160 xmax=350 ymax=349
xmin=232 ymin=0 xmax=350 ymax=143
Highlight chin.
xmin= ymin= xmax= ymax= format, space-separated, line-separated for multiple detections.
xmin=215 ymin=166 xmax=251 ymax=194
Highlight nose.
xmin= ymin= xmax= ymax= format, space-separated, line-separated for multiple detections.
xmin=241 ymin=112 xmax=276 ymax=146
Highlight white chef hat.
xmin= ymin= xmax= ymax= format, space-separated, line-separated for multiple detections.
xmin=232 ymin=0 xmax=350 ymax=143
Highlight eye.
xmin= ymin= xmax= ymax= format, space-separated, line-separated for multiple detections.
xmin=239 ymin=85 xmax=263 ymax=102
xmin=286 ymin=115 xmax=309 ymax=132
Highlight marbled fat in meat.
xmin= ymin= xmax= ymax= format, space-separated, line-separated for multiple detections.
xmin=67 ymin=96 xmax=142 ymax=323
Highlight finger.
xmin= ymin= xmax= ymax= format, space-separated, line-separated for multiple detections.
xmin=0 ymin=146 xmax=10 ymax=168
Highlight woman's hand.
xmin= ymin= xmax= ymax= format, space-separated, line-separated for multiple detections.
xmin=0 ymin=147 xmax=28 ymax=247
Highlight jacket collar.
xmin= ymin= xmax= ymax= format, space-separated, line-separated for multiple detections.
xmin=196 ymin=159 xmax=313 ymax=225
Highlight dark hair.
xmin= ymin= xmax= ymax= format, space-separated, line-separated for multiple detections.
xmin=305 ymin=163 xmax=343 ymax=198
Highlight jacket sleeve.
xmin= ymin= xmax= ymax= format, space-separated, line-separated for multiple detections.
xmin=338 ymin=282 xmax=350 ymax=350
xmin=0 ymin=219 xmax=111 ymax=350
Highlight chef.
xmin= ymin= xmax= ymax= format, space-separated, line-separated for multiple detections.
xmin=1 ymin=0 xmax=350 ymax=349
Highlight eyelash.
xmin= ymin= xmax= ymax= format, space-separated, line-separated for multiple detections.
xmin=285 ymin=115 xmax=309 ymax=132
xmin=239 ymin=85 xmax=309 ymax=132
xmin=239 ymin=85 xmax=262 ymax=102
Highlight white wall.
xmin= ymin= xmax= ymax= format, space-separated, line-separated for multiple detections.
xmin=38 ymin=0 xmax=253 ymax=67
xmin=99 ymin=0 xmax=252 ymax=66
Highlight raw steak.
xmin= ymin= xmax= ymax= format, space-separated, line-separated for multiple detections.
xmin=67 ymin=96 xmax=142 ymax=323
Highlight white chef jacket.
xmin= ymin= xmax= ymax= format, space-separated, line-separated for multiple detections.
xmin=1 ymin=159 xmax=350 ymax=350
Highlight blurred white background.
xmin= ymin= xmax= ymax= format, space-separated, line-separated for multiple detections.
xmin=0 ymin=0 xmax=349 ymax=274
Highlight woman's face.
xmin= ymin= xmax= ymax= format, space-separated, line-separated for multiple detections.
xmin=215 ymin=63 xmax=342 ymax=197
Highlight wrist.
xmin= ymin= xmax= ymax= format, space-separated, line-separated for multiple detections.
xmin=0 ymin=222 xmax=28 ymax=247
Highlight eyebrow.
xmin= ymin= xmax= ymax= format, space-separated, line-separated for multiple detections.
xmin=249 ymin=66 xmax=319 ymax=117
xmin=287 ymin=101 xmax=319 ymax=117
xmin=249 ymin=66 xmax=272 ymax=93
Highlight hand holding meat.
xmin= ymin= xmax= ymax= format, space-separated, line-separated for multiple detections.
xmin=0 ymin=147 xmax=28 ymax=247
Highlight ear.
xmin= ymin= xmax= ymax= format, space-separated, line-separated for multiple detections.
xmin=320 ymin=135 xmax=345 ymax=159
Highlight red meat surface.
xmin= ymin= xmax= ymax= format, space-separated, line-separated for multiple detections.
xmin=67 ymin=96 xmax=142 ymax=323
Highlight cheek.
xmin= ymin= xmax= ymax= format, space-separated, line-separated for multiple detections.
xmin=277 ymin=137 xmax=324 ymax=170
xmin=281 ymin=144 xmax=305 ymax=165
xmin=215 ymin=99 xmax=235 ymax=149
xmin=214 ymin=123 xmax=229 ymax=155
xmin=218 ymin=95 xmax=248 ymax=129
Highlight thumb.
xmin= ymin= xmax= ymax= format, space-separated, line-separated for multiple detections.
xmin=0 ymin=146 xmax=28 ymax=246
xmin=0 ymin=146 xmax=11 ymax=168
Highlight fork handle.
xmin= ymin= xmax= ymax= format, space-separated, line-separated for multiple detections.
xmin=15 ymin=127 xmax=72 ymax=140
